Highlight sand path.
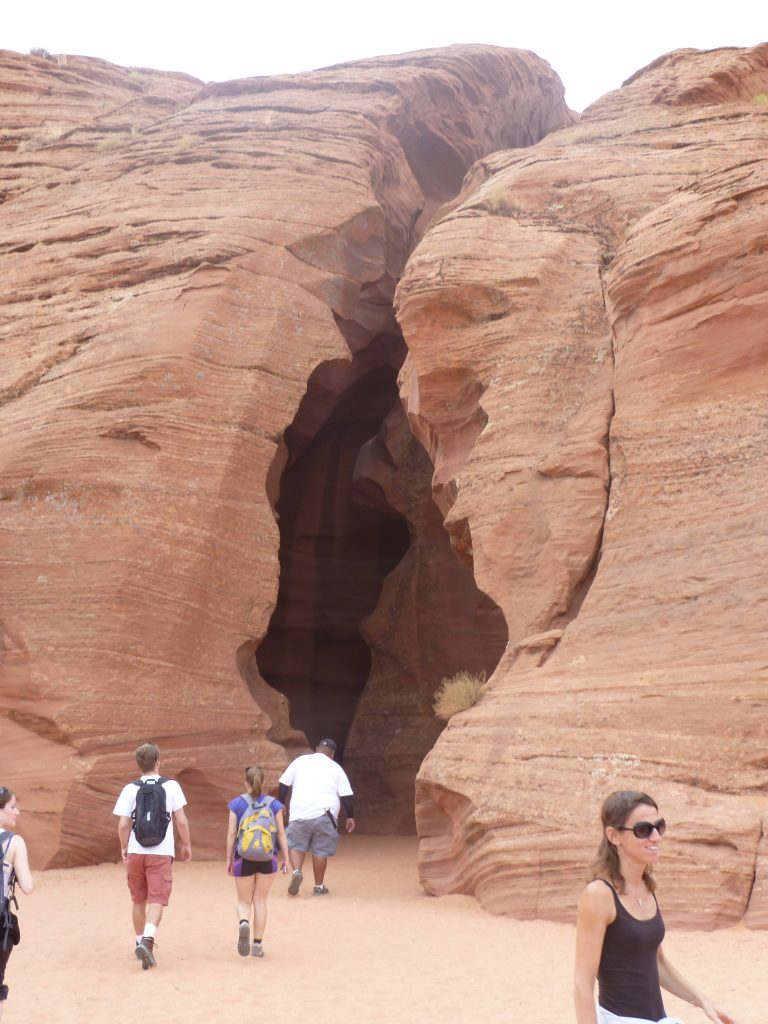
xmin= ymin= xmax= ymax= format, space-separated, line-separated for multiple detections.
xmin=6 ymin=837 xmax=764 ymax=1023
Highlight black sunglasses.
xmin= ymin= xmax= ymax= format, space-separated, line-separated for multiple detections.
xmin=618 ymin=818 xmax=666 ymax=839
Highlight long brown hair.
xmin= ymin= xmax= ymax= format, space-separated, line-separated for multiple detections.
xmin=244 ymin=766 xmax=265 ymax=798
xmin=589 ymin=790 xmax=658 ymax=894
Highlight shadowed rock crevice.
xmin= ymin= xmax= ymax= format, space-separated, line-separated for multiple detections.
xmin=254 ymin=325 xmax=509 ymax=831
xmin=255 ymin=337 xmax=411 ymax=755
xmin=538 ymin=271 xmax=619 ymax=657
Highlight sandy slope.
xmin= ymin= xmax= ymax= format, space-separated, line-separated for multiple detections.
xmin=5 ymin=837 xmax=763 ymax=1023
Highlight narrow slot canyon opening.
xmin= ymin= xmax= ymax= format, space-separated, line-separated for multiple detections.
xmin=251 ymin=328 xmax=509 ymax=833
xmin=255 ymin=332 xmax=411 ymax=757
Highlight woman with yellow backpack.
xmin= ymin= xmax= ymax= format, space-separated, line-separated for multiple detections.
xmin=226 ymin=766 xmax=289 ymax=959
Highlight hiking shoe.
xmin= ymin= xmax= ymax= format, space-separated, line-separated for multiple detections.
xmin=237 ymin=920 xmax=250 ymax=957
xmin=313 ymin=884 xmax=330 ymax=895
xmin=251 ymin=940 xmax=264 ymax=958
xmin=135 ymin=935 xmax=156 ymax=969
xmin=288 ymin=869 xmax=303 ymax=895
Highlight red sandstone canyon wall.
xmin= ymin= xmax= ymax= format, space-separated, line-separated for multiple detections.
xmin=396 ymin=43 xmax=768 ymax=929
xmin=3 ymin=38 xmax=767 ymax=931
xmin=0 ymin=45 xmax=571 ymax=865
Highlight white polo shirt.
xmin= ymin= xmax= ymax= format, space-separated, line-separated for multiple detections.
xmin=279 ymin=753 xmax=353 ymax=820
xmin=112 ymin=774 xmax=186 ymax=856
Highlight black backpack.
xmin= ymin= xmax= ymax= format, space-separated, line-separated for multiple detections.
xmin=131 ymin=777 xmax=171 ymax=847
xmin=0 ymin=831 xmax=20 ymax=951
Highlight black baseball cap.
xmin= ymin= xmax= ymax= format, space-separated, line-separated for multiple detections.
xmin=318 ymin=738 xmax=337 ymax=751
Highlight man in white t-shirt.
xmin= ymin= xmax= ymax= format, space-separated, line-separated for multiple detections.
xmin=278 ymin=738 xmax=355 ymax=896
xmin=112 ymin=742 xmax=191 ymax=969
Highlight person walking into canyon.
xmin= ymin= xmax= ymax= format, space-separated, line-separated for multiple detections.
xmin=226 ymin=765 xmax=289 ymax=958
xmin=574 ymin=789 xmax=738 ymax=1024
xmin=0 ymin=787 xmax=34 ymax=1020
xmin=113 ymin=742 xmax=191 ymax=970
xmin=278 ymin=738 xmax=355 ymax=896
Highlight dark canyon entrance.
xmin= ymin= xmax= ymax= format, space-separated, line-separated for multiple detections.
xmin=255 ymin=332 xmax=411 ymax=754
xmin=251 ymin=323 xmax=508 ymax=832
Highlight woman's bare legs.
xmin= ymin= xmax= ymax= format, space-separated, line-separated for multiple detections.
xmin=234 ymin=874 xmax=257 ymax=923
xmin=252 ymin=871 xmax=276 ymax=941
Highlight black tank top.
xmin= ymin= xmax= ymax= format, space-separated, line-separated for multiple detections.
xmin=597 ymin=879 xmax=666 ymax=1020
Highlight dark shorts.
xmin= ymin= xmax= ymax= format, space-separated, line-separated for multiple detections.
xmin=126 ymin=853 xmax=174 ymax=905
xmin=233 ymin=856 xmax=277 ymax=877
xmin=286 ymin=815 xmax=339 ymax=857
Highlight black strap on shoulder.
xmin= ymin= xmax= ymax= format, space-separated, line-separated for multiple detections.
xmin=1 ymin=831 xmax=17 ymax=903
xmin=0 ymin=831 xmax=14 ymax=862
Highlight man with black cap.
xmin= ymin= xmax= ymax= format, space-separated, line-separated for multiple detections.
xmin=278 ymin=739 xmax=355 ymax=896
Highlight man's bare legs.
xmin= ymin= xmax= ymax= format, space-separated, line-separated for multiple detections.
xmin=311 ymin=854 xmax=328 ymax=885
xmin=287 ymin=846 xmax=329 ymax=897
xmin=133 ymin=901 xmax=164 ymax=968
xmin=132 ymin=901 xmax=164 ymax=938
xmin=287 ymin=848 xmax=305 ymax=894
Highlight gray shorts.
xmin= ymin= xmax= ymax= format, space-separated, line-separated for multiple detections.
xmin=286 ymin=814 xmax=339 ymax=857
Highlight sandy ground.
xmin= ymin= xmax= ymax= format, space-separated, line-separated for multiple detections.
xmin=5 ymin=836 xmax=765 ymax=1023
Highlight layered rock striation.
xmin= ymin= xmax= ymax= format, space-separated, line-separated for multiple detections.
xmin=396 ymin=43 xmax=768 ymax=928
xmin=5 ymin=36 xmax=766 ymax=930
xmin=0 ymin=45 xmax=571 ymax=864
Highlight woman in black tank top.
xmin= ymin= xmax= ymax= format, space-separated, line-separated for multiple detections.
xmin=573 ymin=790 xmax=738 ymax=1024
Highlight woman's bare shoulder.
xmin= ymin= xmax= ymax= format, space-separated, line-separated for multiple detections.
xmin=583 ymin=877 xmax=613 ymax=895
xmin=5 ymin=833 xmax=29 ymax=871
xmin=578 ymin=878 xmax=615 ymax=916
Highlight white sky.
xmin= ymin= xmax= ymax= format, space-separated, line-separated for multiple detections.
xmin=3 ymin=1 xmax=766 ymax=112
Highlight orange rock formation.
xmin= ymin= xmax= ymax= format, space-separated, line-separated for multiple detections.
xmin=0 ymin=45 xmax=569 ymax=864
xmin=2 ymin=40 xmax=767 ymax=931
xmin=396 ymin=43 xmax=768 ymax=929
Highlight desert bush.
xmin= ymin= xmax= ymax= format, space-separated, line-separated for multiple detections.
xmin=483 ymin=185 xmax=522 ymax=217
xmin=753 ymin=93 xmax=768 ymax=104
xmin=17 ymin=124 xmax=66 ymax=152
xmin=433 ymin=670 xmax=486 ymax=722
xmin=6 ymin=166 xmax=54 ymax=192
xmin=95 ymin=129 xmax=134 ymax=150
xmin=29 ymin=47 xmax=54 ymax=60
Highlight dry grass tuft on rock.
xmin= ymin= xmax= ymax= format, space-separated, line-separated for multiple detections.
xmin=433 ymin=670 xmax=486 ymax=721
